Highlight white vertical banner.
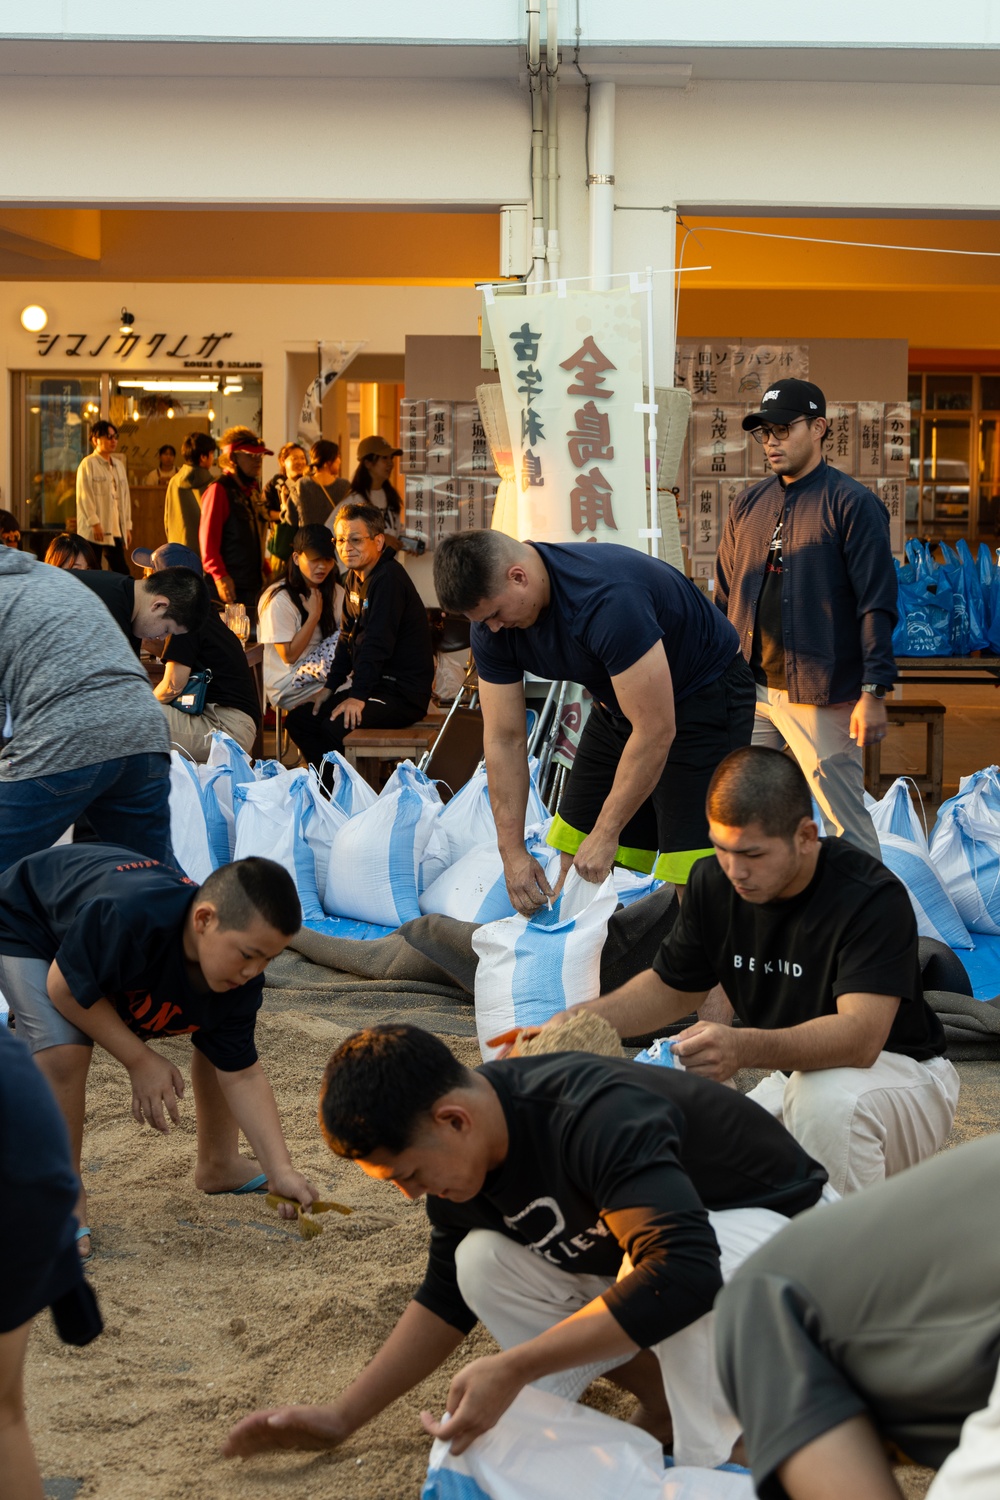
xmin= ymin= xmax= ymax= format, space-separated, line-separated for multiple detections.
xmin=297 ymin=340 xmax=366 ymax=447
xmin=486 ymin=288 xmax=647 ymax=548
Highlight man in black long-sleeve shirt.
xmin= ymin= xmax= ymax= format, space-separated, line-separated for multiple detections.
xmin=225 ymin=1025 xmax=828 ymax=1470
xmin=283 ymin=502 xmax=433 ymax=771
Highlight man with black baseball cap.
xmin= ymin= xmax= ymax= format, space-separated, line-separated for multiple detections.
xmin=715 ymin=378 xmax=897 ymax=859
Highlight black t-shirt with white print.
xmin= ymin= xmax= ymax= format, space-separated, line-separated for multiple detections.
xmin=749 ymin=511 xmax=786 ymax=689
xmin=413 ymin=1053 xmax=827 ymax=1346
xmin=653 ymin=838 xmax=946 ymax=1060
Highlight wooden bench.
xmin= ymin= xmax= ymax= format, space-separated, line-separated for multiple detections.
xmin=343 ymin=709 xmax=447 ymax=789
xmin=863 ymin=698 xmax=946 ymax=803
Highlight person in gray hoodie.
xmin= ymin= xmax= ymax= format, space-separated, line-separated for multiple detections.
xmin=0 ymin=547 xmax=172 ymax=871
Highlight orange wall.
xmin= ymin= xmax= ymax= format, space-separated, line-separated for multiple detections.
xmin=0 ymin=209 xmax=500 ymax=284
xmin=676 ymin=217 xmax=1000 ymax=350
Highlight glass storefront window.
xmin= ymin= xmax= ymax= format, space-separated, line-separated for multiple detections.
xmin=925 ymin=374 xmax=973 ymax=411
xmin=981 ymin=376 xmax=1000 ymax=411
xmin=22 ymin=374 xmax=102 ymax=531
xmin=15 ymin=370 xmax=263 ymax=559
xmin=978 ymin=418 xmax=1000 ymax=534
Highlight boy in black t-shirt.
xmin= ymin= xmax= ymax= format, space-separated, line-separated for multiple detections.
xmin=528 ymin=747 xmax=959 ymax=1196
xmin=225 ymin=1023 xmax=829 ymax=1471
xmin=0 ymin=847 xmax=317 ymax=1261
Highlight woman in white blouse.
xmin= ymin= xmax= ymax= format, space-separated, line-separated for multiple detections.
xmin=257 ymin=524 xmax=344 ymax=713
xmin=74 ymin=420 xmax=132 ymax=574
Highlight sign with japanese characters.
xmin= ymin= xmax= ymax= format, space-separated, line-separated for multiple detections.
xmin=675 ymin=343 xmax=809 ymax=403
xmin=856 ymin=402 xmax=884 ymax=478
xmin=486 ymin=288 xmax=646 ymax=547
xmin=691 ymin=405 xmax=747 ymax=477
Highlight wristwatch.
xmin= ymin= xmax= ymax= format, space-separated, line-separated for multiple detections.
xmin=861 ymin=683 xmax=888 ymax=699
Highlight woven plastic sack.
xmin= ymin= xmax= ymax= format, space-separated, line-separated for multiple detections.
xmin=472 ymin=867 xmax=618 ymax=1059
xmin=422 ymin=1386 xmax=753 ymax=1500
xmin=300 ymin=768 xmax=349 ymax=904
xmin=323 ymin=760 xmax=446 ymax=928
xmin=868 ymin=779 xmax=972 ymax=949
xmin=168 ymin=752 xmax=215 ymax=883
xmin=419 ymin=828 xmax=553 ymax=924
xmin=436 ymin=763 xmax=549 ymax=865
xmin=930 ymin=773 xmax=1000 ymax=935
xmin=320 ymin=750 xmax=379 ymax=818
xmin=935 ymin=765 xmax=1000 ymax=826
xmin=204 ymin=731 xmax=257 ymax=856
xmin=233 ymin=770 xmax=326 ymax=921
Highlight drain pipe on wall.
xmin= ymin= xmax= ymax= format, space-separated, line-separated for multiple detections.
xmin=588 ymin=79 xmax=615 ymax=291
xmin=544 ymin=0 xmax=560 ymax=284
xmin=526 ymin=0 xmax=546 ymax=291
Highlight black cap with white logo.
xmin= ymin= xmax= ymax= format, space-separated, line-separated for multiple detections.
xmin=742 ymin=378 xmax=827 ymax=431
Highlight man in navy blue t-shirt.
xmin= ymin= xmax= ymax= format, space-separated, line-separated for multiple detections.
xmin=434 ymin=532 xmax=756 ymax=914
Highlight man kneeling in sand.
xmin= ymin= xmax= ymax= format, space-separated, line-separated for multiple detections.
xmin=225 ymin=1023 xmax=828 ymax=1469
xmin=0 ymin=847 xmax=317 ymax=1260
xmin=527 ymin=745 xmax=959 ymax=1196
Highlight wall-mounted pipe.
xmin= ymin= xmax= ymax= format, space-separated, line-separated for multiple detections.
xmin=545 ymin=0 xmax=560 ymax=280
xmin=526 ymin=0 xmax=546 ymax=291
xmin=588 ymin=79 xmax=615 ymax=291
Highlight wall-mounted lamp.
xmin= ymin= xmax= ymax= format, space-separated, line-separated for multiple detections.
xmin=20 ymin=305 xmax=48 ymax=332
xmin=119 ymin=307 xmax=135 ymax=335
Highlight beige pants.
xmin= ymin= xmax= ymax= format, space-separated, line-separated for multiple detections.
xmin=752 ymin=684 xmax=881 ymax=859
xmin=160 ymin=703 xmax=256 ymax=762
xmin=746 ymin=1051 xmax=960 ymax=1196
xmin=453 ymin=1206 xmax=791 ymax=1469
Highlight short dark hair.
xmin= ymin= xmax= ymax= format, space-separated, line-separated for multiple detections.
xmin=707 ymin=746 xmax=814 ymax=842
xmin=182 ymin=431 xmax=217 ymax=464
xmin=90 ymin=420 xmax=118 ymax=442
xmin=139 ymin=566 xmax=210 ymax=632
xmin=0 ymin=508 xmax=21 ymax=535
xmin=44 ymin=533 xmax=96 ymax=569
xmin=158 ymin=445 xmax=176 ymax=459
xmin=310 ymin=439 xmax=340 ymax=469
xmin=333 ymin=501 xmax=385 ymax=538
xmin=196 ymin=857 xmax=301 ymax=936
xmin=320 ymin=1025 xmax=468 ymax=1159
xmin=433 ymin=529 xmax=520 ymax=613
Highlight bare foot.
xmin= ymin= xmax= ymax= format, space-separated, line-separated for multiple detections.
xmin=195 ymin=1161 xmax=264 ymax=1194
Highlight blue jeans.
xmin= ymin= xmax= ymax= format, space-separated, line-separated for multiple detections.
xmin=0 ymin=752 xmax=172 ymax=873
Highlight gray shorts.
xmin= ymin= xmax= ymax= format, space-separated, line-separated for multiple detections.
xmin=0 ymin=952 xmax=92 ymax=1051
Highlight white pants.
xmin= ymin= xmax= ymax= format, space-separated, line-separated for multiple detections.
xmin=752 ymin=685 xmax=881 ymax=860
xmin=454 ymin=1207 xmax=790 ymax=1469
xmin=746 ymin=1051 xmax=960 ymax=1195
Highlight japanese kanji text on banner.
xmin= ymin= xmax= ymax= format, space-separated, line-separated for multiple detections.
xmin=486 ymin=289 xmax=647 ymax=549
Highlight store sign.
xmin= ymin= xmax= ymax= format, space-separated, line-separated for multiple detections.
xmin=28 ymin=329 xmax=262 ymax=366
xmin=675 ymin=341 xmax=809 ymax=403
xmin=487 ymin=287 xmax=646 ymax=548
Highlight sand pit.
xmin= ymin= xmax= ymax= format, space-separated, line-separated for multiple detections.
xmin=26 ymin=1009 xmax=987 ymax=1498
xmin=25 ymin=1011 xmax=503 ymax=1500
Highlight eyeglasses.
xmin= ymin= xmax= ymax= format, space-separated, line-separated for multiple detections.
xmin=750 ymin=417 xmax=809 ymax=446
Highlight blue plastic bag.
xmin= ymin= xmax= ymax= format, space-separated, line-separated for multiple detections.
xmin=954 ymin=538 xmax=989 ymax=651
xmin=892 ymin=567 xmax=954 ymax=656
